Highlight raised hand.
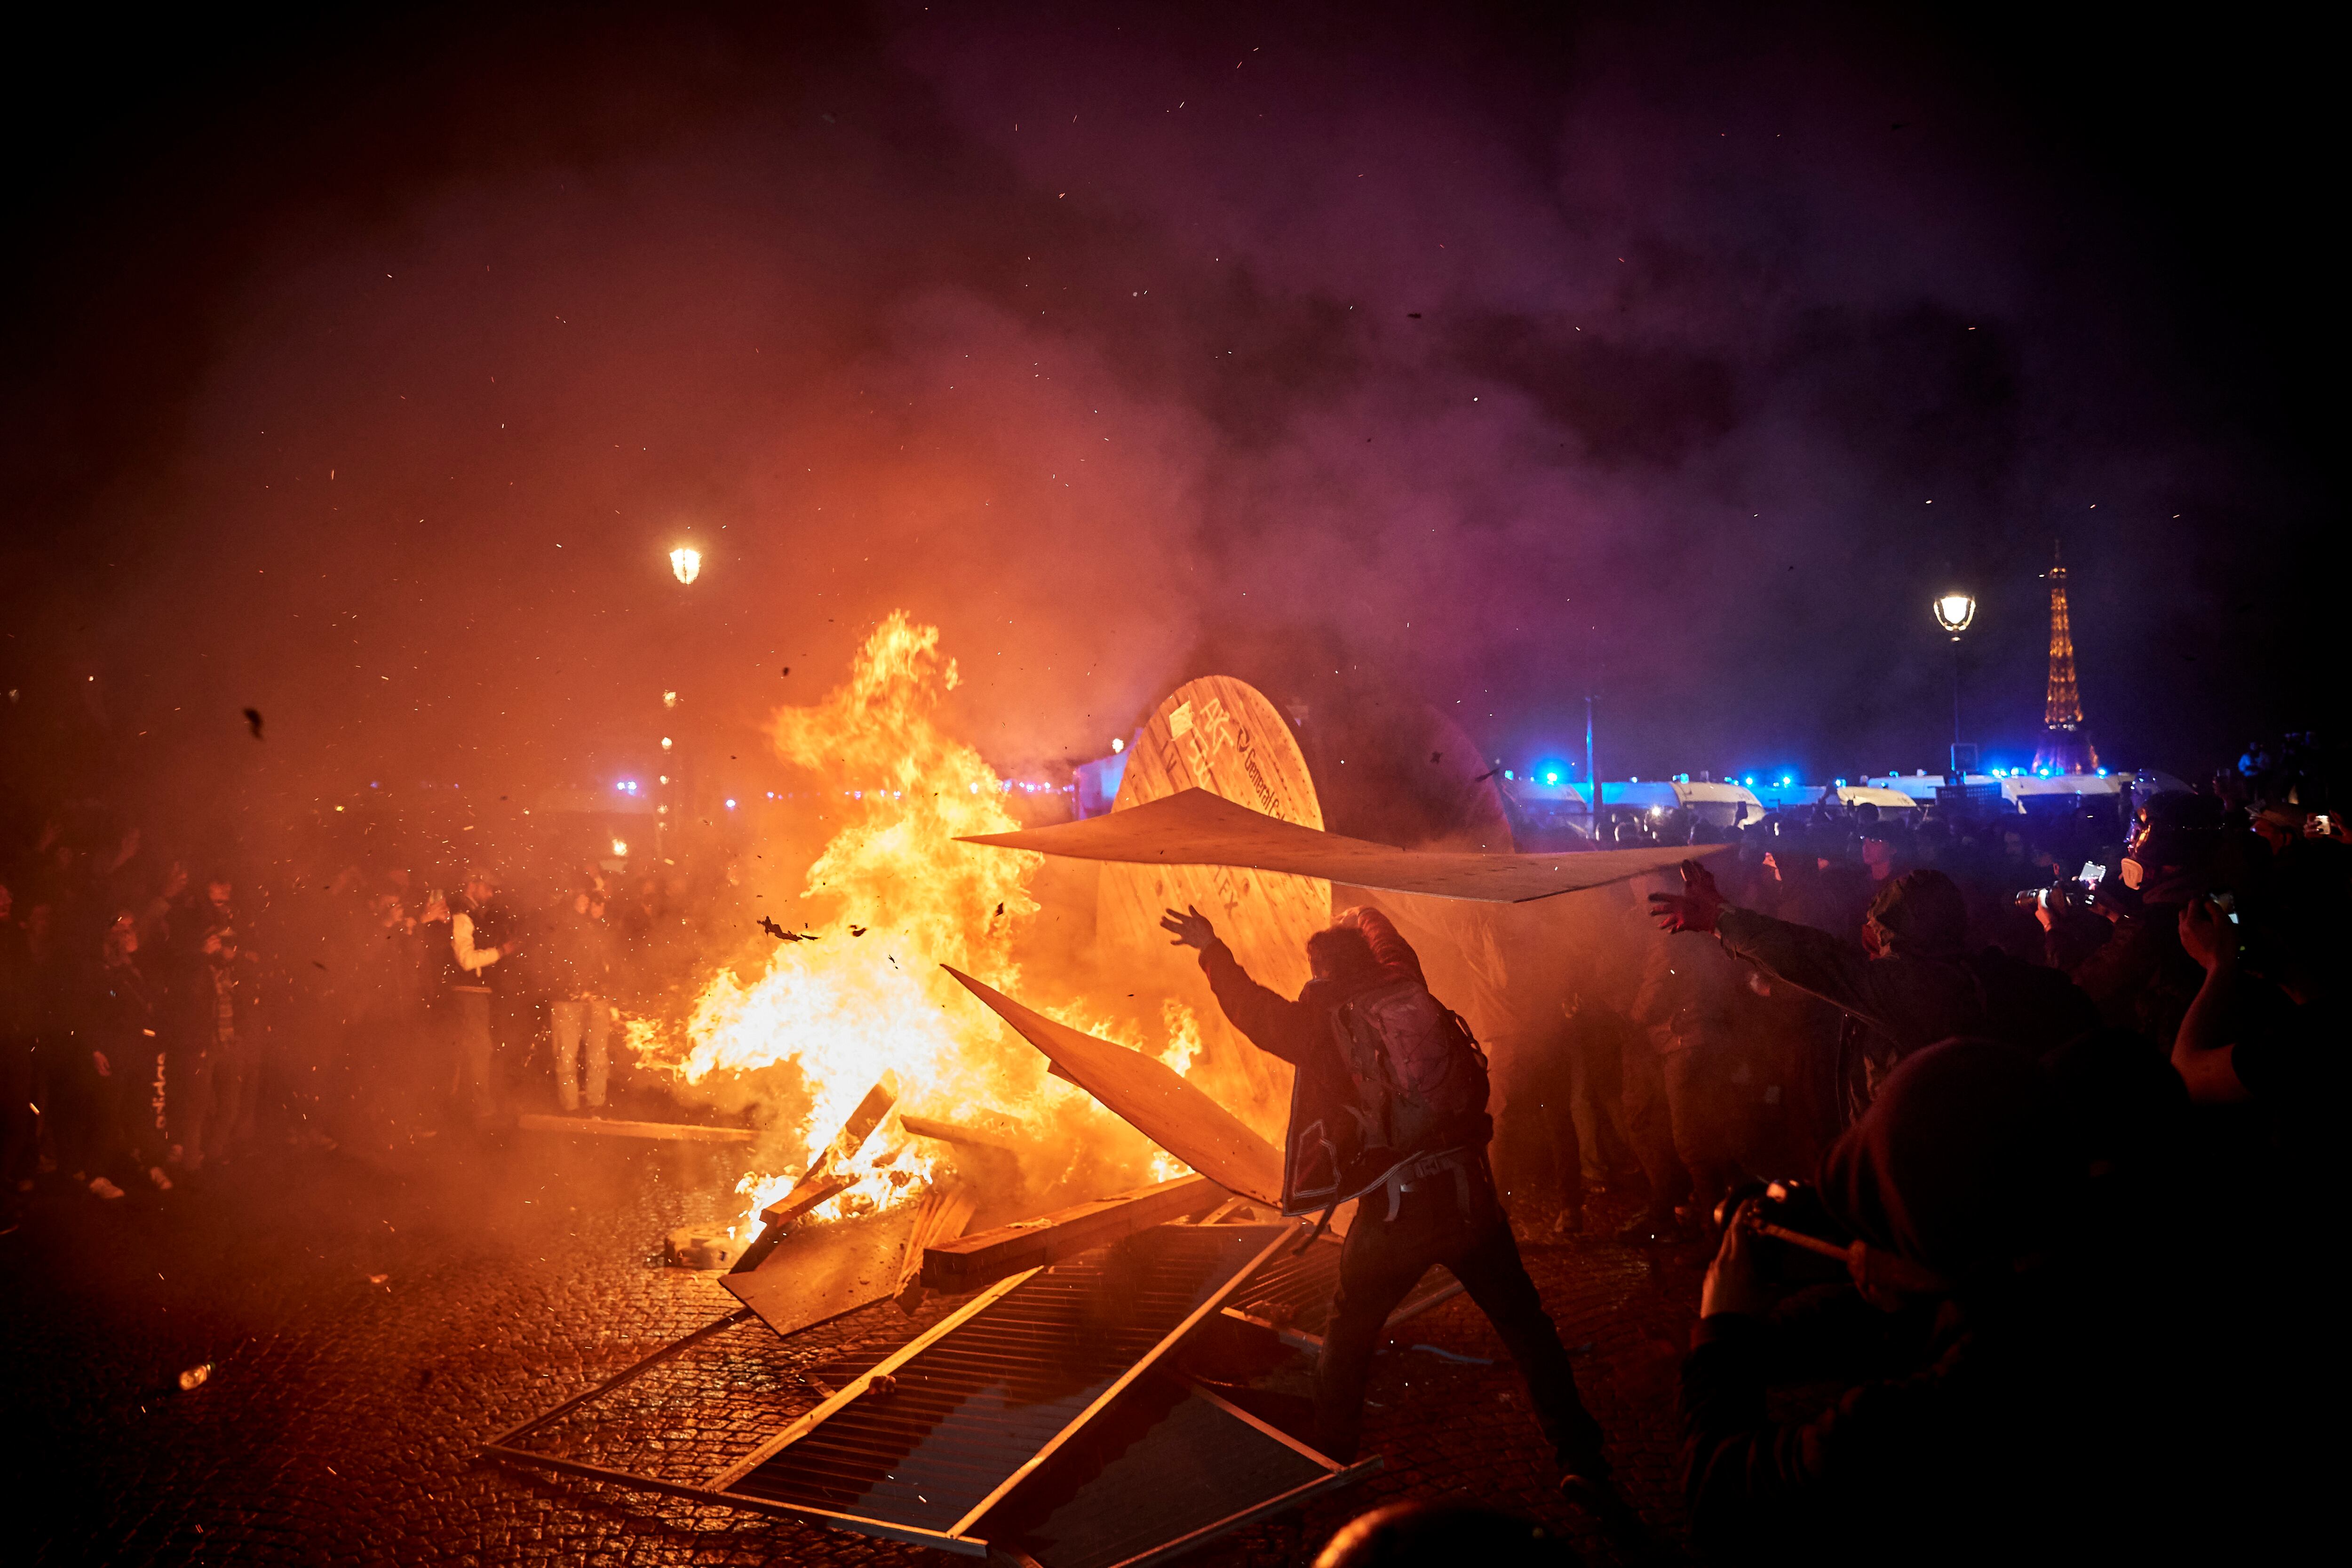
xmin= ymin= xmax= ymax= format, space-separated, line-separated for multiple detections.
xmin=2177 ymin=897 xmax=2236 ymax=973
xmin=1158 ymin=904 xmax=1217 ymax=951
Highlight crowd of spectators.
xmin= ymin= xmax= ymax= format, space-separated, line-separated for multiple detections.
xmin=4 ymin=732 xmax=2340 ymax=1557
xmin=1490 ymin=737 xmax=2341 ymax=1558
xmin=0 ymin=810 xmax=762 ymax=1230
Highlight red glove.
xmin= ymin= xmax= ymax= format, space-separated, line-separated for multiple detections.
xmin=1649 ymin=860 xmax=1726 ymax=934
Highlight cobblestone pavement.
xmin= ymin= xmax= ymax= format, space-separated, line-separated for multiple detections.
xmin=8 ymin=1128 xmax=1716 ymax=1566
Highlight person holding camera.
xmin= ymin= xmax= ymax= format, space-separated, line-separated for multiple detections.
xmin=1678 ymin=1040 xmax=2180 ymax=1562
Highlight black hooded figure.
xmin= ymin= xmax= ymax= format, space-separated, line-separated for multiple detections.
xmin=1161 ymin=901 xmax=1611 ymax=1497
xmin=1677 ymin=1039 xmax=2189 ymax=1564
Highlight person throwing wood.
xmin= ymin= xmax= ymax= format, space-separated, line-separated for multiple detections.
xmin=1160 ymin=901 xmax=1620 ymax=1507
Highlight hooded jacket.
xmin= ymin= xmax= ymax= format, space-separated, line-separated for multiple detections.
xmin=1196 ymin=907 xmax=1489 ymax=1214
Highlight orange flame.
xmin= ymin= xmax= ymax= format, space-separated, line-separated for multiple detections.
xmin=632 ymin=612 xmax=1198 ymax=1235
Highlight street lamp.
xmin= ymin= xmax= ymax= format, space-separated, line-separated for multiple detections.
xmin=669 ymin=546 xmax=702 ymax=586
xmin=1932 ymin=593 xmax=1977 ymax=776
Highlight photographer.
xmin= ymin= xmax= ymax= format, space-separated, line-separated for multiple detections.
xmin=2068 ymin=792 xmax=2249 ymax=1050
xmin=2172 ymin=880 xmax=2344 ymax=1112
xmin=1677 ymin=1041 xmax=2171 ymax=1562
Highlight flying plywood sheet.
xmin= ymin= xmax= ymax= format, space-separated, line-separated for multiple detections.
xmin=964 ymin=787 xmax=1725 ymax=904
xmin=945 ymin=966 xmax=1286 ymax=1210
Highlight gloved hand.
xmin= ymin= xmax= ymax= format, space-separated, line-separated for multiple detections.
xmin=1648 ymin=859 xmax=1726 ymax=935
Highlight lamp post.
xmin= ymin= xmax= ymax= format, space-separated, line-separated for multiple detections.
xmin=1932 ymin=592 xmax=1976 ymax=777
xmin=1584 ymin=694 xmax=1597 ymax=843
xmin=661 ymin=545 xmax=702 ymax=858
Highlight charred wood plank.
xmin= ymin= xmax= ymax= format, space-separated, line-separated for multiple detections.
xmin=919 ymin=1174 xmax=1217 ymax=1292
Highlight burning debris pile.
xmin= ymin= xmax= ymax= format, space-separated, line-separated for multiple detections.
xmin=625 ymin=613 xmax=1201 ymax=1242
xmin=486 ymin=648 xmax=1703 ymax=1560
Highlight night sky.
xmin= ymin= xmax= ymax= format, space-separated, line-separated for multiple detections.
xmin=2 ymin=2 xmax=2332 ymax=838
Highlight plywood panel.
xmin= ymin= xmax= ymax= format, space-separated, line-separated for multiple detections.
xmin=946 ymin=967 xmax=1287 ymax=1209
xmin=970 ymin=787 xmax=1725 ymax=903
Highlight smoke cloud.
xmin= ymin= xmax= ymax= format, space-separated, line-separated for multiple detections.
xmin=1 ymin=1 xmax=2328 ymax=845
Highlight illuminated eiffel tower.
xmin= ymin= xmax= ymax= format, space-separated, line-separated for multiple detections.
xmin=2031 ymin=540 xmax=2098 ymax=774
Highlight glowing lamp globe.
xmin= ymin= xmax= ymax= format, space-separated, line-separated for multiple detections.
xmin=669 ymin=547 xmax=702 ymax=585
xmin=1933 ymin=593 xmax=1976 ymax=635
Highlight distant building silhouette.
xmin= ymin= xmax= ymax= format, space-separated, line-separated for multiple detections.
xmin=2032 ymin=540 xmax=2098 ymax=774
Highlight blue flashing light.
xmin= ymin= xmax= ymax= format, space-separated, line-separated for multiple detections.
xmin=1503 ymin=769 xmax=1514 ymax=780
xmin=1780 ymin=774 xmax=1795 ymax=787
xmin=1743 ymin=774 xmax=1757 ymax=786
xmin=2096 ymin=767 xmax=2109 ymax=777
xmin=1543 ymin=770 xmax=1560 ymax=786
xmin=1834 ymin=778 xmax=1848 ymax=788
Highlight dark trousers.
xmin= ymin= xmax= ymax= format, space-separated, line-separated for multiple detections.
xmin=0 ymin=1033 xmax=34 ymax=1183
xmin=209 ymin=1035 xmax=261 ymax=1157
xmin=1623 ymin=1035 xmax=1735 ymax=1218
xmin=44 ymin=1038 xmax=101 ymax=1177
xmin=1316 ymin=1179 xmax=1606 ymax=1470
xmin=171 ymin=1044 xmax=216 ymax=1167
xmin=1564 ymin=1011 xmax=1638 ymax=1189
xmin=451 ymin=989 xmax=497 ymax=1123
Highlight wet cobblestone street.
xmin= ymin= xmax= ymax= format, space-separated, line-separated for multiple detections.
xmin=9 ymin=1129 xmax=1712 ymax=1566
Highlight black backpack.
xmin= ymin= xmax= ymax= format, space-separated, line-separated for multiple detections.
xmin=1331 ymin=976 xmax=1493 ymax=1157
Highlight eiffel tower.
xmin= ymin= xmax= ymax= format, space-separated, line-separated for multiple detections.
xmin=2031 ymin=540 xmax=2098 ymax=774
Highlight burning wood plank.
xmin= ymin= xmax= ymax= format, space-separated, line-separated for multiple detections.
xmin=759 ymin=1075 xmax=899 ymax=1228
xmin=514 ymin=1113 xmax=755 ymax=1143
xmin=898 ymin=1113 xmax=1016 ymax=1151
xmin=920 ymin=1173 xmax=1218 ymax=1292
xmin=959 ymin=785 xmax=1724 ymax=903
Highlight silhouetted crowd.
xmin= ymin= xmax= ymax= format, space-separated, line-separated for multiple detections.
xmin=1478 ymin=745 xmax=2344 ymax=1560
xmin=0 ymin=815 xmax=768 ymax=1228
xmin=4 ymin=734 xmax=2341 ymax=1560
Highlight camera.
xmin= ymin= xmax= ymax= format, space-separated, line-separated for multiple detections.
xmin=1712 ymin=1180 xmax=1854 ymax=1281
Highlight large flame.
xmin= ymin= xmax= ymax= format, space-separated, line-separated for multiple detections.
xmin=633 ymin=612 xmax=1198 ymax=1235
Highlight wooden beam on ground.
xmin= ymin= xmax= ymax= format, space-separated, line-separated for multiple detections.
xmin=920 ymin=1173 xmax=1218 ymax=1292
xmin=514 ymin=1113 xmax=755 ymax=1144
